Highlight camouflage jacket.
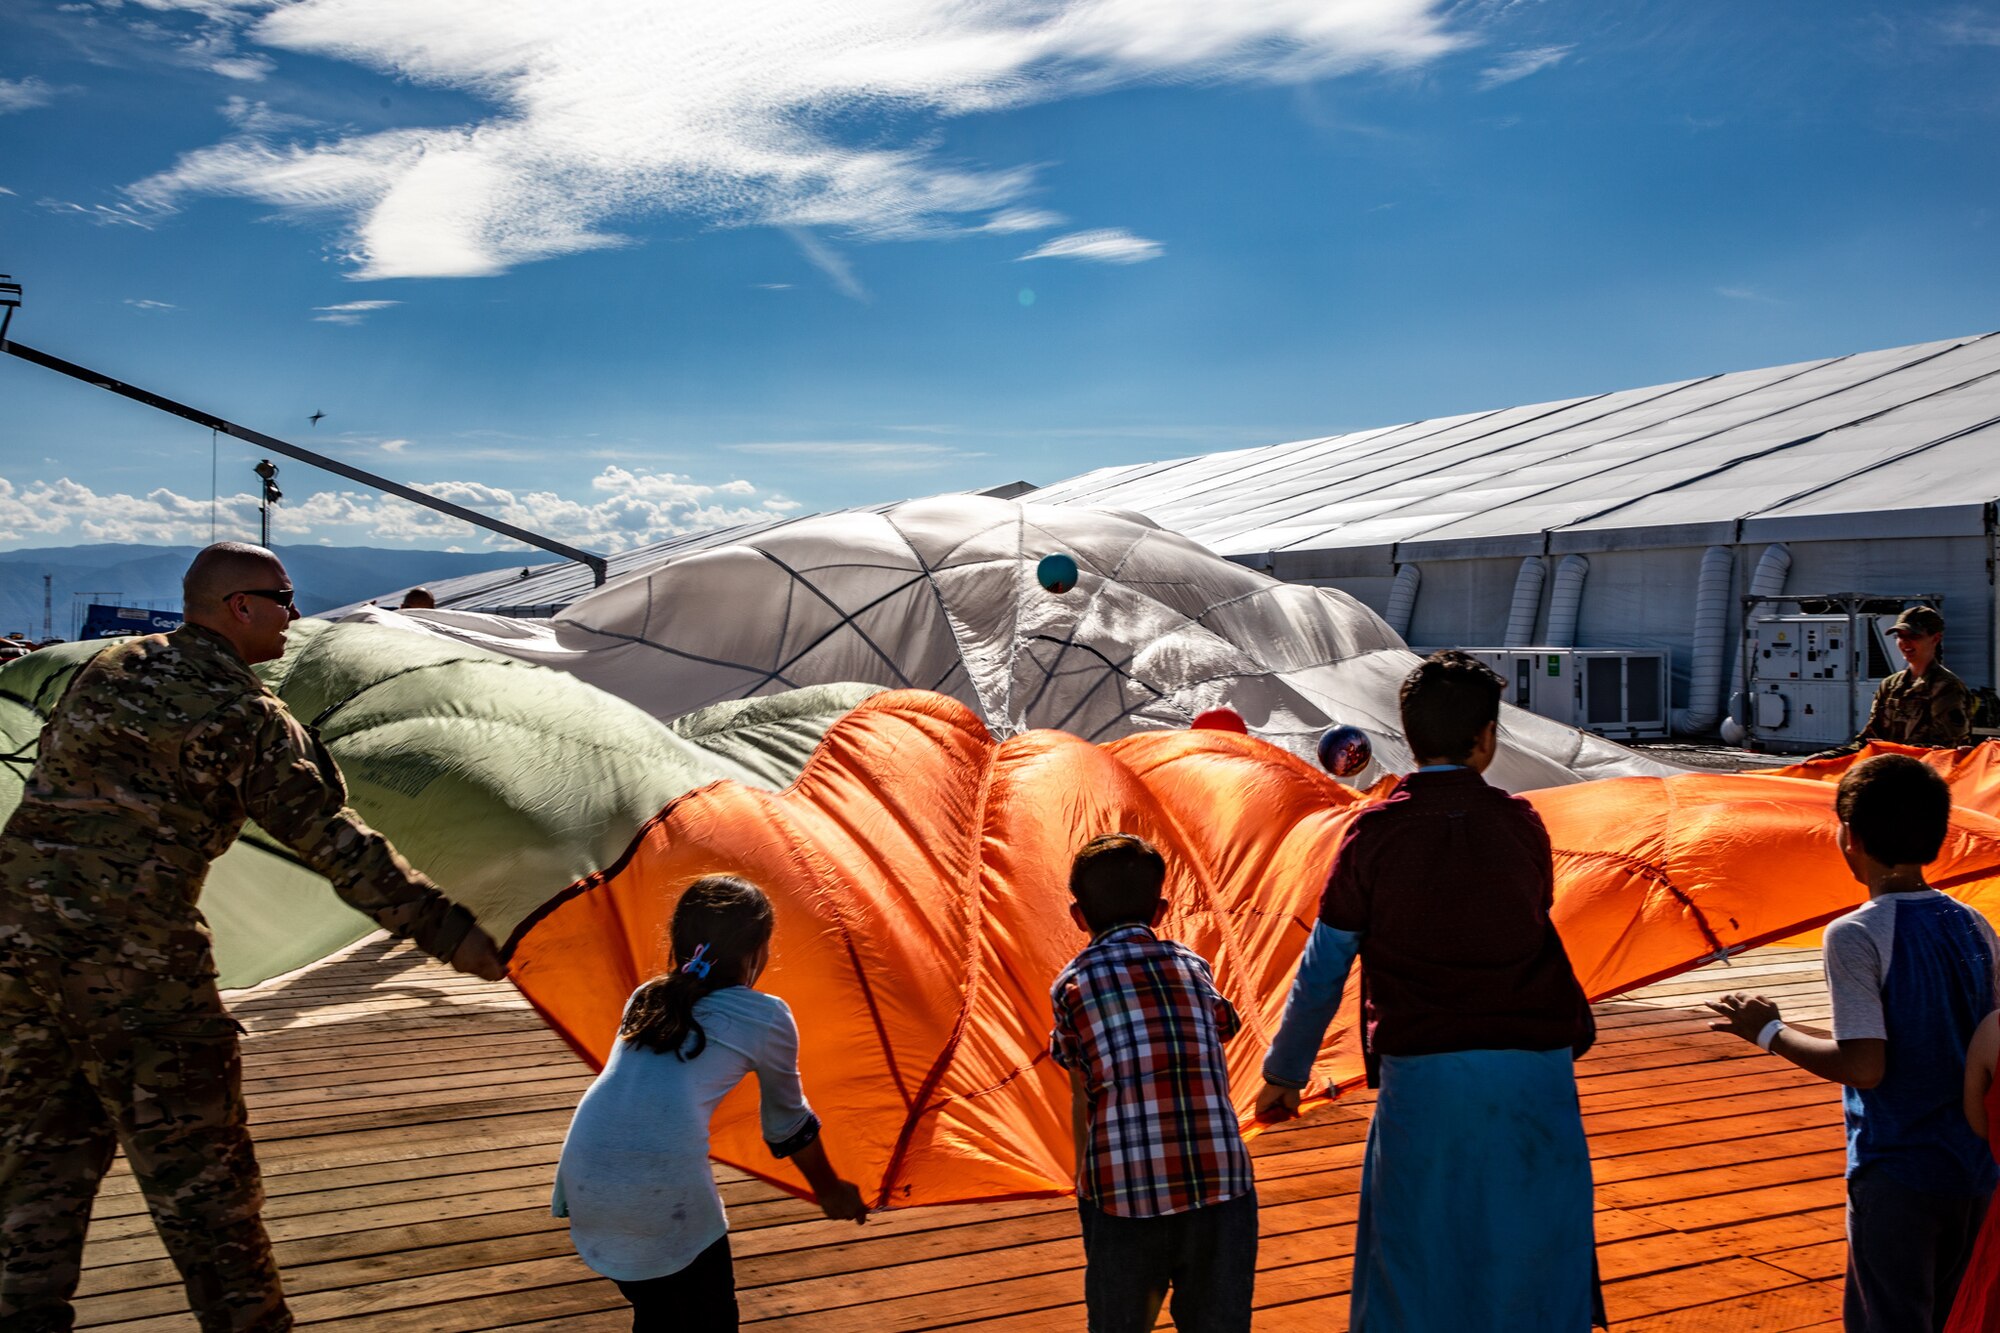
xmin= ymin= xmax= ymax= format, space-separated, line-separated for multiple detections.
xmin=1860 ymin=662 xmax=1974 ymax=749
xmin=0 ymin=623 xmax=472 ymax=973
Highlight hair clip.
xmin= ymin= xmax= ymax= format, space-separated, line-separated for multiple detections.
xmin=680 ymin=943 xmax=713 ymax=980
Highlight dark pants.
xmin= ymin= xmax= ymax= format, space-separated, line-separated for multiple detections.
xmin=614 ymin=1234 xmax=738 ymax=1333
xmin=1077 ymin=1190 xmax=1257 ymax=1332
xmin=1845 ymin=1164 xmax=1990 ymax=1333
xmin=0 ymin=954 xmax=288 ymax=1333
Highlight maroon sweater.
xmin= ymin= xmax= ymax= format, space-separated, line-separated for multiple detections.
xmin=1320 ymin=767 xmax=1594 ymax=1073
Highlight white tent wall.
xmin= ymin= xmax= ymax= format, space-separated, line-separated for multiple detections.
xmin=1027 ymin=331 xmax=2000 ymax=735
xmin=1269 ymin=531 xmax=1994 ymax=721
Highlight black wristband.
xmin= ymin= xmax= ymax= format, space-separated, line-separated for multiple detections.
xmin=767 ymin=1113 xmax=823 ymax=1159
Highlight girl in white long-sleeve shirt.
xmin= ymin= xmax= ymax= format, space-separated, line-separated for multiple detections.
xmin=554 ymin=875 xmax=867 ymax=1331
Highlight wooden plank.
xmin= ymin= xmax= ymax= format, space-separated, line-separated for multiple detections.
xmin=73 ymin=936 xmax=1863 ymax=1332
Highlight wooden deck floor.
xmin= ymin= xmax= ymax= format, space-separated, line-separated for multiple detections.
xmin=72 ymin=939 xmax=1847 ymax=1331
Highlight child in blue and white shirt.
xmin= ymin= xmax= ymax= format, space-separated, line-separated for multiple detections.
xmin=1709 ymin=755 xmax=2000 ymax=1333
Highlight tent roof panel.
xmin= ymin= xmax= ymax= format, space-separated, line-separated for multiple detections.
xmin=1031 ymin=332 xmax=2000 ymax=556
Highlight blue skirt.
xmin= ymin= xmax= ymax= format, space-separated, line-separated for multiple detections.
xmin=1351 ymin=1048 xmax=1597 ymax=1332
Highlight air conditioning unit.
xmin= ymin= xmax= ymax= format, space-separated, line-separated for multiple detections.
xmin=1741 ymin=593 xmax=1940 ymax=753
xmin=1460 ymin=649 xmax=1669 ymax=739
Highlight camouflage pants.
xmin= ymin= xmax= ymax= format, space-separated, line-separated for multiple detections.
xmin=0 ymin=952 xmax=290 ymax=1333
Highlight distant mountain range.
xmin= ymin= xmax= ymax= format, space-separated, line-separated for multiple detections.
xmin=0 ymin=544 xmax=531 ymax=639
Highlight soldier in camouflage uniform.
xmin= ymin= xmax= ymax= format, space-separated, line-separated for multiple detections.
xmin=1857 ymin=606 xmax=1974 ymax=750
xmin=0 ymin=543 xmax=507 ymax=1333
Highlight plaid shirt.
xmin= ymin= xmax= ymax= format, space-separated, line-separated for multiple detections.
xmin=1048 ymin=924 xmax=1253 ymax=1217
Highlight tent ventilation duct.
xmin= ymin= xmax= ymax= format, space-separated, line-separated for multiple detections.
xmin=1721 ymin=543 xmax=1793 ymax=741
xmin=1385 ymin=563 xmax=1421 ymax=640
xmin=1504 ymin=556 xmax=1547 ymax=647
xmin=1546 ymin=554 xmax=1590 ymax=648
xmin=1676 ymin=545 xmax=1736 ymax=735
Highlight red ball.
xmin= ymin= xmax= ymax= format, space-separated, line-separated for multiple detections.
xmin=1191 ymin=707 xmax=1248 ymax=734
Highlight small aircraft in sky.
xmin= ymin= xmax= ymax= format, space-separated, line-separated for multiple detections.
xmin=309 ymin=410 xmax=326 ymax=427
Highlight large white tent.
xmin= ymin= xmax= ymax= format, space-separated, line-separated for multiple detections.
xmin=1027 ymin=331 xmax=2000 ymax=733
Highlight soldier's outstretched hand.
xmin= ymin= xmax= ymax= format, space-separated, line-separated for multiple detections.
xmin=450 ymin=925 xmax=508 ymax=981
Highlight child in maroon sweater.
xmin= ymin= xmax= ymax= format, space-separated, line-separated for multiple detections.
xmin=1258 ymin=651 xmax=1600 ymax=1332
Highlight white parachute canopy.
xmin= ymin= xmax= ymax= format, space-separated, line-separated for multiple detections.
xmin=343 ymin=495 xmax=1679 ymax=789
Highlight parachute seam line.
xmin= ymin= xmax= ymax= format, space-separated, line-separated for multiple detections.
xmin=1548 ymin=845 xmax=1727 ymax=957
xmin=761 ymin=792 xmax=919 ymax=1123
xmin=1129 ymin=749 xmax=1276 ymax=1055
xmin=534 ymin=623 xmax=778 ymax=678
xmin=1020 ymin=522 xmax=1149 ymax=721
xmin=880 ymin=506 xmax=1017 ymax=737
xmin=303 ymin=657 xmax=537 ymax=730
xmin=740 ymin=572 xmax=931 ymax=695
xmin=749 ymin=549 xmax=916 ymax=690
xmin=1006 ymin=509 xmax=1025 ymax=726
xmin=878 ymin=707 xmax=999 ymax=1201
xmin=500 ymin=694 xmax=885 ymax=960
xmin=949 ymin=1049 xmax=1050 ymax=1101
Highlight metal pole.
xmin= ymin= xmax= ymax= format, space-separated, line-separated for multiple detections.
xmin=1 ymin=338 xmax=609 ymax=586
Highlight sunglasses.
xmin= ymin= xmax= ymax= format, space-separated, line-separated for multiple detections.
xmin=230 ymin=587 xmax=297 ymax=610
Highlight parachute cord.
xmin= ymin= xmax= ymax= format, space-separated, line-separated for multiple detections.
xmin=210 ymin=426 xmax=218 ymax=543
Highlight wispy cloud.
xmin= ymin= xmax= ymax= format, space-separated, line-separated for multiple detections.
xmin=1936 ymin=9 xmax=2000 ymax=46
xmin=1018 ymin=228 xmax=1163 ymax=264
xmin=0 ymin=77 xmax=59 ymax=114
xmin=753 ymin=282 xmax=793 ymax=290
xmin=379 ymin=438 xmax=410 ymax=453
xmin=312 ymin=298 xmax=401 ymax=325
xmin=0 ymin=467 xmax=799 ymax=553
xmin=39 ymin=198 xmax=157 ymax=228
xmin=123 ymin=0 xmax=1466 ymax=279
xmin=219 ymin=95 xmax=321 ymax=134
xmin=784 ymin=228 xmax=868 ymax=302
xmin=980 ymin=207 xmax=1066 ymax=233
xmin=726 ymin=440 xmax=988 ymax=472
xmin=1478 ymin=43 xmax=1573 ymax=89
xmin=1716 ymin=285 xmax=1785 ymax=305
xmin=0 ymin=186 xmax=14 ymax=197
xmin=124 ymin=298 xmax=177 ymax=311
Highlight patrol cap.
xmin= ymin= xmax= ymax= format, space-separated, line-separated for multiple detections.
xmin=1891 ymin=606 xmax=1944 ymax=637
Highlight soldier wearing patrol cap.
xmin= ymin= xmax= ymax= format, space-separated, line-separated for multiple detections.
xmin=1857 ymin=605 xmax=1974 ymax=749
xmin=0 ymin=542 xmax=508 ymax=1333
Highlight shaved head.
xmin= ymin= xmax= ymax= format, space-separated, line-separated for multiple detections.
xmin=183 ymin=543 xmax=287 ymax=615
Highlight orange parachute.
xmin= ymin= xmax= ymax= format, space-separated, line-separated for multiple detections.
xmin=507 ymin=692 xmax=2000 ymax=1209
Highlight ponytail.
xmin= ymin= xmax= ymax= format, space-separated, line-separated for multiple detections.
xmin=621 ymin=874 xmax=775 ymax=1060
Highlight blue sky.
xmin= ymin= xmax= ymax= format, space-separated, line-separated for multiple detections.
xmin=1 ymin=1 xmax=1996 ymax=553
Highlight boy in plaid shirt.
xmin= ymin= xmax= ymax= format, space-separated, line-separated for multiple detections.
xmin=1049 ymin=833 xmax=1257 ymax=1332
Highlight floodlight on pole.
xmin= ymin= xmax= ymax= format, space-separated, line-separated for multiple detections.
xmin=254 ymin=459 xmax=281 ymax=547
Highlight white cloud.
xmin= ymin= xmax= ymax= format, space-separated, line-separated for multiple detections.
xmin=124 ymin=0 xmax=1465 ymax=279
xmin=980 ymin=207 xmax=1066 ymax=233
xmin=379 ymin=438 xmax=410 ymax=453
xmin=0 ymin=78 xmax=59 ymax=113
xmin=39 ymin=198 xmax=157 ymax=228
xmin=753 ymin=282 xmax=793 ymax=290
xmin=1017 ymin=228 xmax=1163 ymax=264
xmin=1477 ymin=43 xmax=1572 ymax=89
xmin=312 ymin=298 xmax=401 ymax=325
xmin=0 ymin=467 xmax=798 ymax=552
xmin=220 ymin=95 xmax=321 ymax=134
xmin=784 ymin=227 xmax=868 ymax=302
xmin=124 ymin=298 xmax=177 ymax=310
xmin=1716 ymin=285 xmax=1785 ymax=305
xmin=1937 ymin=9 xmax=2000 ymax=46
xmin=0 ymin=186 xmax=15 ymax=196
